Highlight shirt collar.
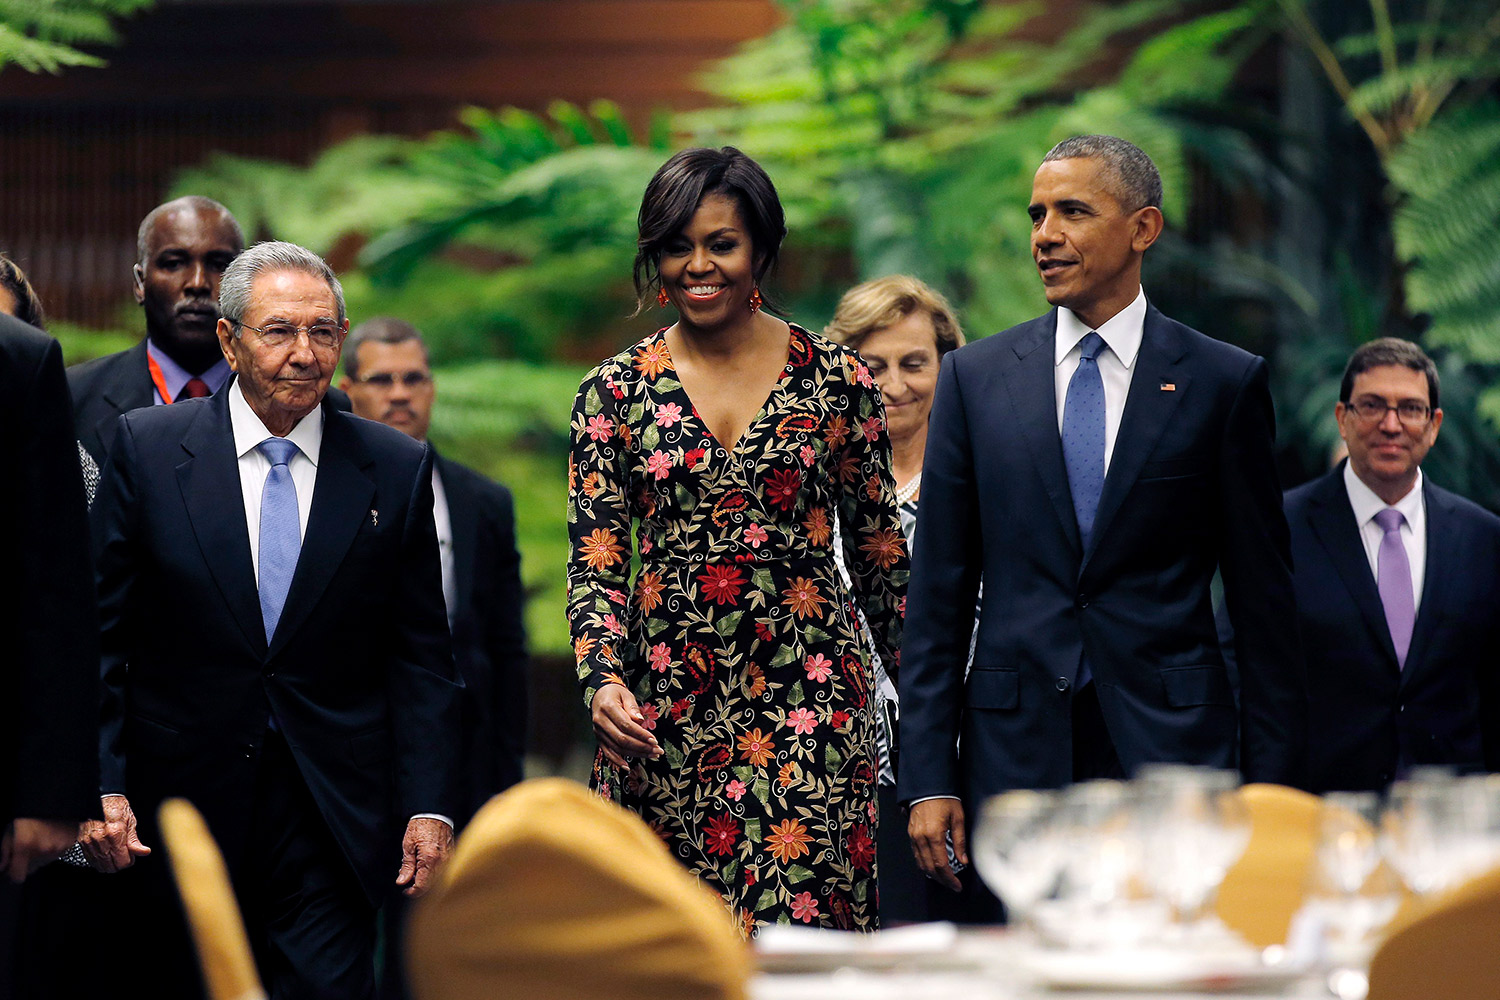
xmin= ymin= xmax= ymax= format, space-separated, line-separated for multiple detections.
xmin=1054 ymin=286 xmax=1148 ymax=369
xmin=228 ymin=375 xmax=324 ymax=466
xmin=1343 ymin=459 xmax=1423 ymax=527
xmin=146 ymin=337 xmax=232 ymax=399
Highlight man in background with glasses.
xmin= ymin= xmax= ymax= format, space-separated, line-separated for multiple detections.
xmin=1270 ymin=338 xmax=1500 ymax=792
xmin=339 ymin=318 xmax=528 ymax=999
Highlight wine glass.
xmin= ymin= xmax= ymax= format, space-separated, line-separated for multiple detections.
xmin=972 ymin=789 xmax=1062 ymax=933
xmin=1135 ymin=765 xmax=1251 ymax=940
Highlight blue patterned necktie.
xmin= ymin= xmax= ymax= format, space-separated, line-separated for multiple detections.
xmin=257 ymin=437 xmax=302 ymax=643
xmin=1063 ymin=332 xmax=1108 ymax=545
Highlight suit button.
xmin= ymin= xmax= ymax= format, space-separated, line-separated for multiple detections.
xmin=1076 ymin=594 xmax=1089 ymax=609
xmin=1056 ymin=677 xmax=1070 ymax=692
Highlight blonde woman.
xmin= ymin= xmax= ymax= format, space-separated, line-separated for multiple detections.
xmin=825 ymin=275 xmax=965 ymax=923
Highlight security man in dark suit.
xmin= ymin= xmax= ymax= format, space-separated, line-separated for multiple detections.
xmin=80 ymin=242 xmax=462 ymax=999
xmin=339 ymin=317 xmax=528 ymax=1000
xmin=339 ymin=317 xmax=528 ymax=809
xmin=1271 ymin=339 xmax=1500 ymax=792
xmin=900 ymin=136 xmax=1305 ymax=920
xmin=68 ymin=196 xmax=349 ymax=467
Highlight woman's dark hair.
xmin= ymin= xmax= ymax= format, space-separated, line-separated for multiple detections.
xmin=0 ymin=254 xmax=46 ymax=330
xmin=632 ymin=146 xmax=787 ymax=316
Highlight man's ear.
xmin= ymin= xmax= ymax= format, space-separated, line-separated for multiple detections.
xmin=1131 ymin=206 xmax=1165 ymax=253
xmin=132 ymin=264 xmax=146 ymax=306
xmin=215 ymin=318 xmax=239 ymax=371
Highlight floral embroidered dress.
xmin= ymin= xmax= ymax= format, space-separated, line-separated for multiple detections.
xmin=567 ymin=324 xmax=907 ymax=934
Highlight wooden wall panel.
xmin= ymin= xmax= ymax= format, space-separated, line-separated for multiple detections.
xmin=0 ymin=0 xmax=779 ymax=327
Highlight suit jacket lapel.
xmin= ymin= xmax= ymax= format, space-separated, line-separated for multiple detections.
xmin=1000 ymin=311 xmax=1082 ymax=554
xmin=1402 ymin=481 xmax=1452 ymax=687
xmin=1306 ymin=465 xmax=1400 ymax=669
xmin=268 ymin=404 xmax=375 ymax=658
xmin=1084 ymin=305 xmax=1189 ymax=567
xmin=96 ymin=340 xmax=155 ymax=447
xmin=176 ymin=390 xmax=266 ymax=657
xmin=436 ymin=454 xmax=477 ymax=618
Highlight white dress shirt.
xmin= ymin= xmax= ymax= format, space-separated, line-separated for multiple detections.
xmin=431 ymin=465 xmax=456 ymax=624
xmin=229 ymin=378 xmax=322 ymax=579
xmin=1344 ymin=461 xmax=1426 ymax=612
xmin=1054 ymin=286 xmax=1148 ymax=474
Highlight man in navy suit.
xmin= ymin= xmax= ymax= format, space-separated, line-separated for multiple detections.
xmin=900 ymin=135 xmax=1305 ymax=917
xmin=79 ymin=242 xmax=463 ymax=998
xmin=1278 ymin=339 xmax=1500 ymax=792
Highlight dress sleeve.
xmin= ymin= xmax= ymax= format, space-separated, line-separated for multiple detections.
xmin=566 ymin=362 xmax=635 ymax=708
xmin=835 ymin=357 xmax=908 ymax=682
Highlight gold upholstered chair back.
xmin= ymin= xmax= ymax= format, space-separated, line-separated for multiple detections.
xmin=406 ymin=778 xmax=750 ymax=1000
xmin=158 ymin=798 xmax=267 ymax=1000
xmin=1214 ymin=783 xmax=1322 ymax=948
xmin=1367 ymin=865 xmax=1500 ymax=1000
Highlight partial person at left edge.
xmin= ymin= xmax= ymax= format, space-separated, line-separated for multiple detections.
xmin=0 ymin=310 xmax=102 ymax=993
xmin=78 ymin=241 xmax=464 ymax=999
xmin=67 ymin=196 xmax=349 ymax=468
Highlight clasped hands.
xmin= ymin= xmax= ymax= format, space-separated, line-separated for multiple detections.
xmin=78 ymin=795 xmax=452 ymax=897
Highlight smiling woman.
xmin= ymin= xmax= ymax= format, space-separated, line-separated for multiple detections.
xmin=566 ymin=147 xmax=909 ymax=935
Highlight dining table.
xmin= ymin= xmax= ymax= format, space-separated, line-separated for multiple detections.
xmin=751 ymin=924 xmax=1338 ymax=1000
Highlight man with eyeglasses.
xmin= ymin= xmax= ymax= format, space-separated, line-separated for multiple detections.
xmin=79 ymin=244 xmax=463 ymax=998
xmin=339 ymin=317 xmax=528 ymax=998
xmin=1273 ymin=338 xmax=1500 ymax=792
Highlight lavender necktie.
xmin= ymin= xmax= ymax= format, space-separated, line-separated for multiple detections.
xmin=1374 ymin=508 xmax=1414 ymax=668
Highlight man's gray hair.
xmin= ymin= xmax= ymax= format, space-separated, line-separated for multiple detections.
xmin=136 ymin=195 xmax=244 ymax=266
xmin=220 ymin=241 xmax=346 ymax=329
xmin=1042 ymin=135 xmax=1163 ymax=213
xmin=343 ymin=316 xmax=429 ymax=380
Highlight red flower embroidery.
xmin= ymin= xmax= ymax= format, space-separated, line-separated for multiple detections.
xmin=697 ymin=564 xmax=746 ymax=605
xmin=763 ymin=468 xmax=802 ymax=511
xmin=704 ymin=813 xmax=740 ymax=857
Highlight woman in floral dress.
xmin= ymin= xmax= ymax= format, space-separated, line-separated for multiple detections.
xmin=566 ymin=147 xmax=907 ymax=934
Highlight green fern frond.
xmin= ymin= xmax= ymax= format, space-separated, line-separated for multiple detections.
xmin=1345 ymin=55 xmax=1500 ymax=117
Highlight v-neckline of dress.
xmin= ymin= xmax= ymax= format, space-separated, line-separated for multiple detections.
xmin=658 ymin=325 xmax=796 ymax=457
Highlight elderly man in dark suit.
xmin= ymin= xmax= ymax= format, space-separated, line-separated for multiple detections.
xmin=80 ymin=242 xmax=463 ymax=999
xmin=899 ymin=135 xmax=1305 ymax=919
xmin=0 ymin=313 xmax=102 ymax=990
xmin=339 ymin=317 xmax=528 ymax=1000
xmin=1270 ymin=339 xmax=1500 ymax=792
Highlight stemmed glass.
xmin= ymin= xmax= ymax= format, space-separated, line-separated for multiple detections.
xmin=1135 ymin=765 xmax=1251 ymax=941
xmin=1309 ymin=791 xmax=1402 ymax=998
xmin=972 ymin=789 xmax=1063 ymax=936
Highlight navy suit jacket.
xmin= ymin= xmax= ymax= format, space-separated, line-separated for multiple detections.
xmin=93 ymin=383 xmax=463 ymax=903
xmin=1285 ymin=464 xmax=1500 ymax=792
xmin=434 ymin=453 xmax=529 ymax=815
xmin=69 ymin=340 xmax=352 ymax=466
xmin=899 ymin=304 xmax=1306 ymax=808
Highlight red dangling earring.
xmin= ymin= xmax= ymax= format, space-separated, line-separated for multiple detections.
xmin=657 ymin=287 xmax=671 ymax=307
xmin=748 ymin=284 xmax=763 ymax=313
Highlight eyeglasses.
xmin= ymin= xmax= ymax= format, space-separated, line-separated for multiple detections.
xmin=1347 ymin=397 xmax=1432 ymax=428
xmin=237 ymin=322 xmax=344 ymax=350
xmin=354 ymin=371 xmax=432 ymax=389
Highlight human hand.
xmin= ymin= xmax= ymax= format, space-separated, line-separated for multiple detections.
xmin=590 ymin=683 xmax=661 ymax=769
xmin=395 ymin=817 xmax=455 ymax=898
xmin=1 ymin=818 xmax=82 ymax=882
xmin=76 ymin=795 xmax=151 ymax=873
xmin=908 ymin=798 xmax=967 ymax=893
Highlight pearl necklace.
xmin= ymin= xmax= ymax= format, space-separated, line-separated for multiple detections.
xmin=895 ymin=471 xmax=922 ymax=505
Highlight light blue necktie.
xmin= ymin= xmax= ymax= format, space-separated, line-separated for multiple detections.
xmin=257 ymin=437 xmax=302 ymax=644
xmin=1063 ymin=332 xmax=1108 ymax=544
xmin=1062 ymin=332 xmax=1106 ymax=690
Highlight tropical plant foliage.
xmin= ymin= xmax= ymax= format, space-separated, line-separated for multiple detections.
xmin=0 ymin=0 xmax=152 ymax=74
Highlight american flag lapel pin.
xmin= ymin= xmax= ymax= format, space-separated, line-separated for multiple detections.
xmin=1160 ymin=381 xmax=1176 ymax=392
xmin=370 ymin=509 xmax=379 ymax=527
